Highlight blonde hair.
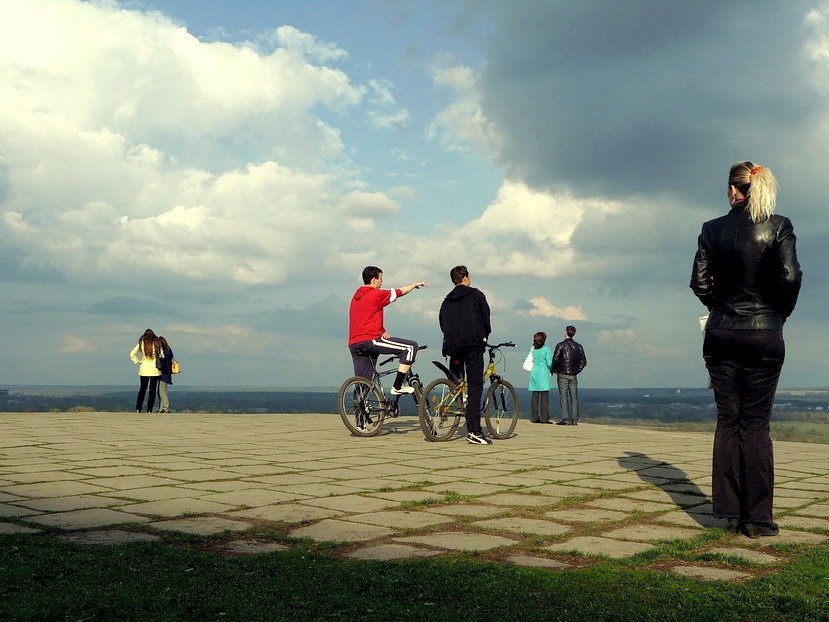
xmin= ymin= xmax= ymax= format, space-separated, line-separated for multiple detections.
xmin=729 ymin=161 xmax=777 ymax=223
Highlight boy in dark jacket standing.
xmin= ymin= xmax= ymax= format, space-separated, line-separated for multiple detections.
xmin=438 ymin=265 xmax=492 ymax=444
xmin=553 ymin=325 xmax=587 ymax=425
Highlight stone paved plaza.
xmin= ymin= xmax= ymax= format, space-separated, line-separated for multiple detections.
xmin=1 ymin=412 xmax=827 ymax=582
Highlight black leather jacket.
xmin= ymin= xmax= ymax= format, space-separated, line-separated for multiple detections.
xmin=552 ymin=339 xmax=586 ymax=376
xmin=690 ymin=206 xmax=802 ymax=331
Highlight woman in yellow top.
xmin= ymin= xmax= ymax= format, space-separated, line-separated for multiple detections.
xmin=129 ymin=328 xmax=162 ymax=413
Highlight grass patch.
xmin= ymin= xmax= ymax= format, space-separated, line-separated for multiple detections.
xmin=1 ymin=535 xmax=827 ymax=621
xmin=590 ymin=419 xmax=829 ymax=444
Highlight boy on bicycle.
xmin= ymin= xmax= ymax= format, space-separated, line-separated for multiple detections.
xmin=348 ymin=266 xmax=427 ymax=395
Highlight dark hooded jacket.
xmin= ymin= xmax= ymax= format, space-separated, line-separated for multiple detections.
xmin=690 ymin=206 xmax=802 ymax=331
xmin=438 ymin=285 xmax=491 ymax=356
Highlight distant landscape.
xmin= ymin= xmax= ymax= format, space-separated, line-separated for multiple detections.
xmin=2 ymin=385 xmax=827 ymax=443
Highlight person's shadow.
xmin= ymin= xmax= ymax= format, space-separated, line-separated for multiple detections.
xmin=617 ymin=451 xmax=715 ymax=528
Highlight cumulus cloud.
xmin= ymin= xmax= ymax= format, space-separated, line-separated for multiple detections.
xmin=426 ymin=58 xmax=502 ymax=154
xmin=366 ymin=79 xmax=411 ymax=129
xmin=0 ymin=0 xmax=406 ymax=291
xmin=527 ymin=297 xmax=587 ymax=321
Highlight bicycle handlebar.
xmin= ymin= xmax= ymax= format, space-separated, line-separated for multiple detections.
xmin=487 ymin=341 xmax=515 ymax=349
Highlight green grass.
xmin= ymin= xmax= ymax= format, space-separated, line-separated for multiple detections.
xmin=1 ymin=535 xmax=827 ymax=621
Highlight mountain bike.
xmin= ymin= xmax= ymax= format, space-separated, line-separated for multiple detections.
xmin=337 ymin=346 xmax=426 ymax=437
xmin=418 ymin=341 xmax=519 ymax=441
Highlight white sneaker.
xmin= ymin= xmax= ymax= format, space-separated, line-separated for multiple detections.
xmin=390 ymin=385 xmax=415 ymax=395
xmin=467 ymin=432 xmax=493 ymax=445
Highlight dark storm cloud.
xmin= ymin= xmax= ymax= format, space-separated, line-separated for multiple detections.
xmin=472 ymin=1 xmax=821 ymax=201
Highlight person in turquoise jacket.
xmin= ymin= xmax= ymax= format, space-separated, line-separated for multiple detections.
xmin=528 ymin=332 xmax=553 ymax=423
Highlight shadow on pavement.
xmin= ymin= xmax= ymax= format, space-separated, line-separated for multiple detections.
xmin=618 ymin=451 xmax=712 ymax=528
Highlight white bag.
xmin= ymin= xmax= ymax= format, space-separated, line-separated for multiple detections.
xmin=522 ymin=350 xmax=534 ymax=372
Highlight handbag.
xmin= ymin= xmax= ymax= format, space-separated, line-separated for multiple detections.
xmin=522 ymin=350 xmax=534 ymax=372
xmin=171 ymin=360 xmax=181 ymax=374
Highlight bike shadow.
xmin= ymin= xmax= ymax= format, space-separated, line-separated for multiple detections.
xmin=616 ymin=451 xmax=714 ymax=528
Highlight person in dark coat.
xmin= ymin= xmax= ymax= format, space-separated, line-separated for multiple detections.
xmin=156 ymin=336 xmax=175 ymax=413
xmin=691 ymin=160 xmax=802 ymax=539
xmin=438 ymin=265 xmax=492 ymax=445
xmin=552 ymin=326 xmax=587 ymax=425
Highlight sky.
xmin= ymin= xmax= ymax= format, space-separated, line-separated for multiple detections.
xmin=1 ymin=0 xmax=827 ymax=390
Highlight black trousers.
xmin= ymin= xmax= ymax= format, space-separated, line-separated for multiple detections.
xmin=704 ymin=328 xmax=784 ymax=525
xmin=448 ymin=345 xmax=485 ymax=435
xmin=136 ymin=376 xmax=160 ymax=412
xmin=530 ymin=391 xmax=550 ymax=423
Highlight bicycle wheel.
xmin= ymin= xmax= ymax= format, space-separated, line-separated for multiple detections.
xmin=483 ymin=379 xmax=518 ymax=439
xmin=338 ymin=377 xmax=385 ymax=437
xmin=418 ymin=378 xmax=462 ymax=441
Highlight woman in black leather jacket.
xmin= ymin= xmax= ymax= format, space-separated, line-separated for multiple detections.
xmin=691 ymin=161 xmax=802 ymax=539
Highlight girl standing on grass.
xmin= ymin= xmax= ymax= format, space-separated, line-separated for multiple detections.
xmin=528 ymin=331 xmax=553 ymax=424
xmin=129 ymin=329 xmax=162 ymax=413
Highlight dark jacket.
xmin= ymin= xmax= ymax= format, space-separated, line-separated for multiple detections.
xmin=438 ymin=285 xmax=491 ymax=356
xmin=690 ymin=207 xmax=802 ymax=331
xmin=553 ymin=338 xmax=586 ymax=376
xmin=156 ymin=345 xmax=175 ymax=385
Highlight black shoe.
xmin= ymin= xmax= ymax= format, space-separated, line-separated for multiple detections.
xmin=726 ymin=518 xmax=740 ymax=534
xmin=743 ymin=522 xmax=779 ymax=539
xmin=556 ymin=420 xmax=569 ymax=425
xmin=531 ymin=420 xmax=541 ymax=424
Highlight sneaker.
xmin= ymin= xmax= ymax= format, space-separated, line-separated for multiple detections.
xmin=467 ymin=432 xmax=493 ymax=445
xmin=390 ymin=385 xmax=415 ymax=395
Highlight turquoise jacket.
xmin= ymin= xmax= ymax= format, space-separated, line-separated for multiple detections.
xmin=527 ymin=345 xmax=553 ymax=391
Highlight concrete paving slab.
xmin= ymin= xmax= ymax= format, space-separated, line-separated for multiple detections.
xmin=423 ymin=504 xmax=506 ymax=518
xmin=777 ymin=515 xmax=829 ymax=531
xmin=754 ymin=529 xmax=827 ymax=546
xmin=341 ymin=510 xmax=454 ymax=529
xmin=503 ymin=555 xmax=571 ymax=569
xmin=57 ymin=529 xmax=160 ymax=547
xmin=586 ymin=498 xmax=672 ymax=514
xmin=345 ymin=543 xmax=441 ymax=561
xmin=4 ymin=471 xmax=91 ymax=484
xmin=227 ymin=503 xmax=343 ymax=523
xmin=150 ymin=516 xmax=252 ymax=536
xmin=289 ymin=519 xmax=395 ymax=543
xmin=544 ymin=508 xmax=630 ymax=523
xmin=395 ymin=531 xmax=517 ymax=551
xmin=24 ymin=508 xmax=151 ymax=530
xmin=84 ymin=475 xmax=183 ymax=490
xmin=622 ymin=489 xmax=708 ymax=508
xmin=421 ymin=481 xmax=510 ymax=497
xmin=297 ymin=494 xmax=400 ymax=513
xmin=274 ymin=483 xmax=361 ymax=498
xmin=119 ymin=498 xmax=235 ymax=518
xmin=655 ymin=510 xmax=724 ymax=529
xmin=2 ymin=481 xmax=111 ymax=499
xmin=527 ymin=483 xmax=596 ymax=498
xmin=795 ymin=502 xmax=829 ymax=518
xmin=602 ymin=524 xmax=702 ymax=542
xmin=472 ymin=517 xmax=570 ymax=537
xmin=708 ymin=547 xmax=781 ymax=564
xmin=70 ymin=466 xmax=154 ymax=478
xmin=367 ymin=490 xmax=444 ymax=503
xmin=97 ymin=486 xmax=204 ymax=502
xmin=199 ymin=489 xmax=307 ymax=507
xmin=669 ymin=565 xmax=752 ymax=582
xmin=545 ymin=536 xmax=656 ymax=559
xmin=0 ymin=503 xmax=39 ymax=518
xmin=479 ymin=492 xmax=554 ymax=507
xmin=0 ymin=522 xmax=41 ymax=534
xmin=562 ymin=478 xmax=639 ymax=491
xmin=9 ymin=495 xmax=125 ymax=512
xmin=213 ymin=540 xmax=289 ymax=556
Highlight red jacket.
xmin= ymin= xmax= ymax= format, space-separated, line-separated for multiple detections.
xmin=348 ymin=286 xmax=402 ymax=345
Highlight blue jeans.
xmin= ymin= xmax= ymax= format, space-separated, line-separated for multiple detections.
xmin=556 ymin=374 xmax=579 ymax=423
